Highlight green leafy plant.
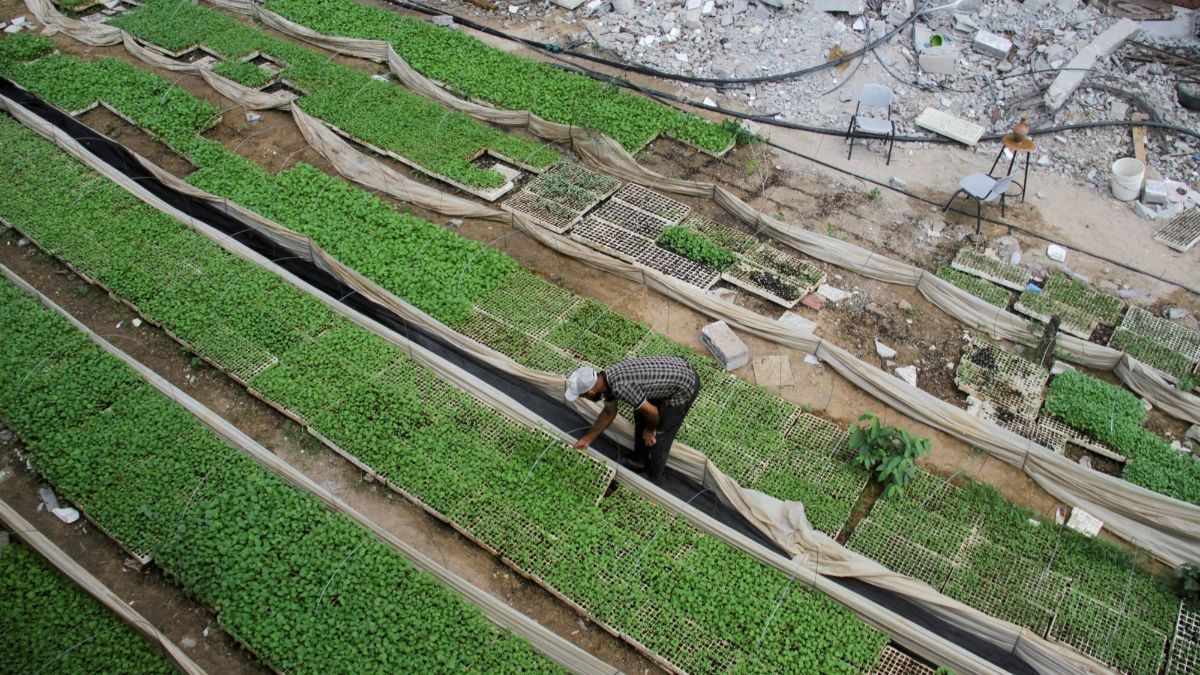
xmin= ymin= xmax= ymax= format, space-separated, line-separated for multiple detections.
xmin=1178 ymin=564 xmax=1200 ymax=604
xmin=849 ymin=412 xmax=930 ymax=498
xmin=656 ymin=225 xmax=737 ymax=271
xmin=867 ymin=187 xmax=881 ymax=200
xmin=0 ymin=33 xmax=54 ymax=62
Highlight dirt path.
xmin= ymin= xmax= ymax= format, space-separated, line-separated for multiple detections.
xmin=0 ymin=230 xmax=664 ymax=675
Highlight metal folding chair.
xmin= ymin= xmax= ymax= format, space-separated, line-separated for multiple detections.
xmin=846 ymin=84 xmax=896 ymax=165
xmin=944 ymin=173 xmax=1016 ymax=234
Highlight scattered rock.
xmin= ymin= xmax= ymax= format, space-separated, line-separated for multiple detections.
xmin=430 ymin=14 xmax=455 ymax=26
xmin=1045 ymin=244 xmax=1067 ymax=262
xmin=1117 ymin=288 xmax=1149 ymax=299
xmin=181 ymin=637 xmax=198 ymax=649
xmin=131 ymin=318 xmax=142 ymax=328
xmin=0 ymin=429 xmax=12 ymax=443
xmin=447 ymin=218 xmax=464 ymax=228
xmin=875 ymin=340 xmax=898 ymax=359
xmin=1185 ymin=425 xmax=1200 ymax=445
xmin=776 ymin=311 xmax=818 ymax=334
xmin=700 ymin=320 xmax=750 ymax=370
xmin=611 ymin=0 xmax=635 ymax=13
xmin=51 ymin=507 xmax=80 ymax=524
xmin=39 ymin=487 xmax=60 ymax=511
xmin=894 ymin=365 xmax=918 ymax=387
xmin=897 ymin=299 xmax=913 ymax=312
xmin=815 ymin=284 xmax=848 ymax=303
xmin=1164 ymin=308 xmax=1189 ymax=320
xmin=244 ymin=111 xmax=262 ymax=124
xmin=1077 ymin=455 xmax=1093 ymax=469
xmin=889 ymin=176 xmax=906 ymax=188
xmin=17 ymin=237 xmax=30 ymax=247
xmin=1050 ymin=360 xmax=1075 ymax=375
xmin=803 ymin=353 xmax=822 ymax=366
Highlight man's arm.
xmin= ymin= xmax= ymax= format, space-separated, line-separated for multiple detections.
xmin=637 ymin=400 xmax=659 ymax=446
xmin=574 ymin=401 xmax=618 ymax=450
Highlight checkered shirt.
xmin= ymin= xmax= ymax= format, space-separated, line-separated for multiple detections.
xmin=603 ymin=356 xmax=698 ymax=408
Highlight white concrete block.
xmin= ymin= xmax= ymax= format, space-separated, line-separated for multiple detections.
xmin=700 ymin=321 xmax=750 ymax=371
xmin=777 ymin=311 xmax=818 ymax=335
xmin=972 ymin=30 xmax=1012 ymax=59
xmin=816 ymin=284 xmax=849 ymax=303
xmin=1066 ymin=507 xmax=1103 ymax=537
xmin=1142 ymin=179 xmax=1169 ymax=205
xmin=875 ymin=340 xmax=897 ymax=359
xmin=894 ymin=365 xmax=918 ymax=387
xmin=918 ymin=46 xmax=959 ymax=75
xmin=1044 ymin=19 xmax=1139 ymax=110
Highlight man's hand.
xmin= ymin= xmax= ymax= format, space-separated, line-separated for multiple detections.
xmin=573 ymin=437 xmax=591 ymax=450
xmin=642 ymin=429 xmax=657 ymax=446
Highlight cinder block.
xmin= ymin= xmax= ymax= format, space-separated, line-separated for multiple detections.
xmin=918 ymin=46 xmax=959 ymax=75
xmin=972 ymin=30 xmax=1012 ymax=59
xmin=700 ymin=320 xmax=749 ymax=371
xmin=1142 ymin=179 xmax=1169 ymax=205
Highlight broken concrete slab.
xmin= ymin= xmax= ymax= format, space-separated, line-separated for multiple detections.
xmin=1044 ymin=19 xmax=1140 ymax=111
xmin=752 ymin=355 xmax=794 ymax=388
xmin=875 ymin=340 xmax=898 ymax=359
xmin=972 ymin=30 xmax=1012 ymax=59
xmin=431 ymin=13 xmax=456 ymax=25
xmin=894 ymin=365 xmax=918 ymax=387
xmin=816 ymin=284 xmax=849 ymax=303
xmin=611 ymin=0 xmax=635 ymax=13
xmin=701 ymin=320 xmax=750 ymax=370
xmin=918 ymin=46 xmax=959 ymax=75
xmin=1066 ymin=507 xmax=1103 ymax=537
xmin=777 ymin=311 xmax=818 ymax=335
xmin=814 ymin=0 xmax=864 ymax=14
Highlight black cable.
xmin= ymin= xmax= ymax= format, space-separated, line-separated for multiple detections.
xmin=761 ymin=137 xmax=1200 ymax=297
xmin=385 ymin=0 xmax=924 ymax=85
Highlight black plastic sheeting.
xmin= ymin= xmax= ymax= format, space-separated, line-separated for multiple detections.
xmin=0 ymin=76 xmax=1035 ymax=675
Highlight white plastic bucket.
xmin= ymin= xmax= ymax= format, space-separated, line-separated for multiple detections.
xmin=1109 ymin=157 xmax=1145 ymax=202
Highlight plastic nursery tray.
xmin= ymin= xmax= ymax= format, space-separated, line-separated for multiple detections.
xmin=1168 ymin=601 xmax=1200 ymax=675
xmin=950 ymin=248 xmax=1029 ymax=291
xmin=1115 ymin=306 xmax=1200 ymax=362
xmin=611 ymin=183 xmax=690 ymax=224
xmin=590 ymin=198 xmax=674 ymax=239
xmin=721 ymin=261 xmax=803 ymax=309
xmin=636 ymin=246 xmax=720 ymax=289
xmin=845 ymin=518 xmax=959 ymax=590
xmin=1046 ymin=589 xmax=1169 ymax=675
xmin=569 ymin=217 xmax=655 ymax=263
xmin=678 ymin=212 xmax=757 ymax=254
xmin=1153 ymin=208 xmax=1200 ymax=253
xmin=871 ymin=645 xmax=935 ymax=675
xmin=954 ymin=337 xmax=1049 ymax=421
xmin=502 ymin=189 xmax=582 ymax=233
xmin=744 ymin=243 xmax=826 ymax=289
xmin=1013 ymin=298 xmax=1098 ymax=340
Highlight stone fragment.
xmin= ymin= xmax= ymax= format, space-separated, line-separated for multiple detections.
xmin=431 ymin=14 xmax=455 ymax=25
xmin=1045 ymin=244 xmax=1067 ymax=262
xmin=894 ymin=365 xmax=918 ymax=387
xmin=181 ymin=637 xmax=198 ymax=649
xmin=1165 ymin=308 xmax=1190 ymax=320
xmin=701 ymin=0 xmax=715 ymax=15
xmin=815 ymin=284 xmax=848 ymax=303
xmin=889 ymin=176 xmax=906 ymax=188
xmin=898 ymin=299 xmax=913 ymax=312
xmin=1065 ymin=507 xmax=1103 ymax=537
xmin=972 ymin=30 xmax=1012 ymax=59
xmin=875 ymin=340 xmax=897 ymax=359
xmin=813 ymin=0 xmax=864 ymax=13
xmin=1134 ymin=202 xmax=1159 ymax=220
xmin=611 ymin=0 xmax=635 ymax=13
xmin=51 ymin=507 xmax=80 ymax=524
xmin=39 ymin=487 xmax=59 ymax=511
xmin=1185 ymin=425 xmax=1200 ymax=444
xmin=918 ymin=47 xmax=959 ymax=75
xmin=701 ymin=320 xmax=750 ymax=370
xmin=803 ymin=353 xmax=821 ymax=366
xmin=1050 ymin=360 xmax=1074 ymax=375
xmin=1142 ymin=179 xmax=1168 ymax=205
xmin=732 ymin=0 xmax=748 ymax=12
xmin=800 ymin=294 xmax=825 ymax=311
xmin=1117 ymin=288 xmax=1149 ymax=299
xmin=1044 ymin=19 xmax=1139 ymax=111
xmin=777 ymin=311 xmax=818 ymax=334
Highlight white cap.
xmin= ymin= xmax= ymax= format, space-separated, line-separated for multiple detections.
xmin=564 ymin=366 xmax=597 ymax=402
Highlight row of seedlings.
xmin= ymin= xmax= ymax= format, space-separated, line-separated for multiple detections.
xmin=0 ymin=540 xmax=176 ymax=673
xmin=0 ymin=111 xmax=893 ymax=673
xmin=256 ymin=0 xmax=739 ymax=155
xmin=104 ymin=0 xmax=559 ymax=197
xmin=1108 ymin=306 xmax=1200 ymax=387
xmin=0 ymin=276 xmax=563 ymax=673
xmin=846 ymin=470 xmax=1182 ymax=675
xmin=1 ymin=40 xmax=865 ymax=537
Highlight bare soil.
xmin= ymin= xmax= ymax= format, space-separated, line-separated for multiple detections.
xmin=0 ymin=230 xmax=663 ymax=675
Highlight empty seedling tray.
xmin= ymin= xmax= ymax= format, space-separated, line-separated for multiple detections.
xmin=611 ymin=183 xmax=691 ymax=223
xmin=1153 ymin=208 xmax=1200 ymax=252
xmin=590 ymin=199 xmax=674 ymax=239
xmin=569 ymin=217 xmax=655 ymax=263
xmin=636 ymin=246 xmax=720 ymax=289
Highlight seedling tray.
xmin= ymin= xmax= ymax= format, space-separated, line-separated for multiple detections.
xmin=591 ymin=199 xmax=673 ymax=239
xmin=1014 ymin=297 xmax=1098 ymax=339
xmin=636 ymin=246 xmax=720 ymax=289
xmin=502 ymin=189 xmax=583 ymax=233
xmin=678 ymin=212 xmax=757 ymax=253
xmin=871 ymin=645 xmax=935 ymax=675
xmin=542 ymin=161 xmax=620 ymax=197
xmin=845 ymin=518 xmax=958 ymax=590
xmin=722 ymin=262 xmax=804 ymax=308
xmin=1153 ymin=208 xmax=1200 ymax=252
xmin=1115 ymin=306 xmax=1200 ymax=362
xmin=611 ymin=183 xmax=690 ymax=223
xmin=1047 ymin=589 xmax=1168 ymax=675
xmin=1168 ymin=601 xmax=1200 ymax=675
xmin=951 ymin=248 xmax=1029 ymax=290
xmin=744 ymin=243 xmax=825 ymax=287
xmin=570 ymin=217 xmax=655 ymax=263
xmin=954 ymin=336 xmax=1049 ymax=421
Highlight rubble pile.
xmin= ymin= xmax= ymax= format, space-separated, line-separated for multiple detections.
xmin=473 ymin=0 xmax=1198 ymax=193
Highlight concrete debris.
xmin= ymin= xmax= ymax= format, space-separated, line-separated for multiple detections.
xmin=814 ymin=0 xmax=865 ymax=15
xmin=39 ymin=487 xmax=60 ymax=511
xmin=875 ymin=340 xmax=898 ymax=359
xmin=1065 ymin=507 xmax=1103 ymax=537
xmin=131 ymin=318 xmax=142 ymax=328
xmin=815 ymin=283 xmax=849 ymax=303
xmin=245 ymin=111 xmax=262 ymax=124
xmin=776 ymin=311 xmax=819 ymax=334
xmin=894 ymin=365 xmax=918 ymax=387
xmin=17 ymin=237 xmax=29 ymax=247
xmin=0 ymin=429 xmax=12 ymax=443
xmin=448 ymin=218 xmax=464 ymax=227
xmin=1045 ymin=244 xmax=1067 ymax=262
xmin=181 ymin=637 xmax=198 ymax=649
xmin=1165 ymin=308 xmax=1190 ymax=320
xmin=612 ymin=0 xmax=635 ymax=14
xmin=971 ymin=30 xmax=1011 ymax=59
xmin=1117 ymin=288 xmax=1149 ymax=299
xmin=430 ymin=14 xmax=456 ymax=26
xmin=897 ymin=299 xmax=913 ymax=312
xmin=1141 ymin=180 xmax=1169 ymax=206
xmin=800 ymin=294 xmax=825 ymax=311
xmin=1186 ymin=425 xmax=1200 ymax=445
xmin=1172 ymin=440 xmax=1190 ymax=454
xmin=701 ymin=320 xmax=750 ymax=370
xmin=1044 ymin=19 xmax=1139 ymax=111
xmin=803 ymin=353 xmax=822 ymax=365
xmin=1077 ymin=454 xmax=1092 ymax=469
xmin=889 ymin=176 xmax=906 ymax=188
xmin=918 ymin=47 xmax=959 ymax=75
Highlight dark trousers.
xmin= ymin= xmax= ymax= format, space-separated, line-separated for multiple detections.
xmin=632 ymin=390 xmax=698 ymax=483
